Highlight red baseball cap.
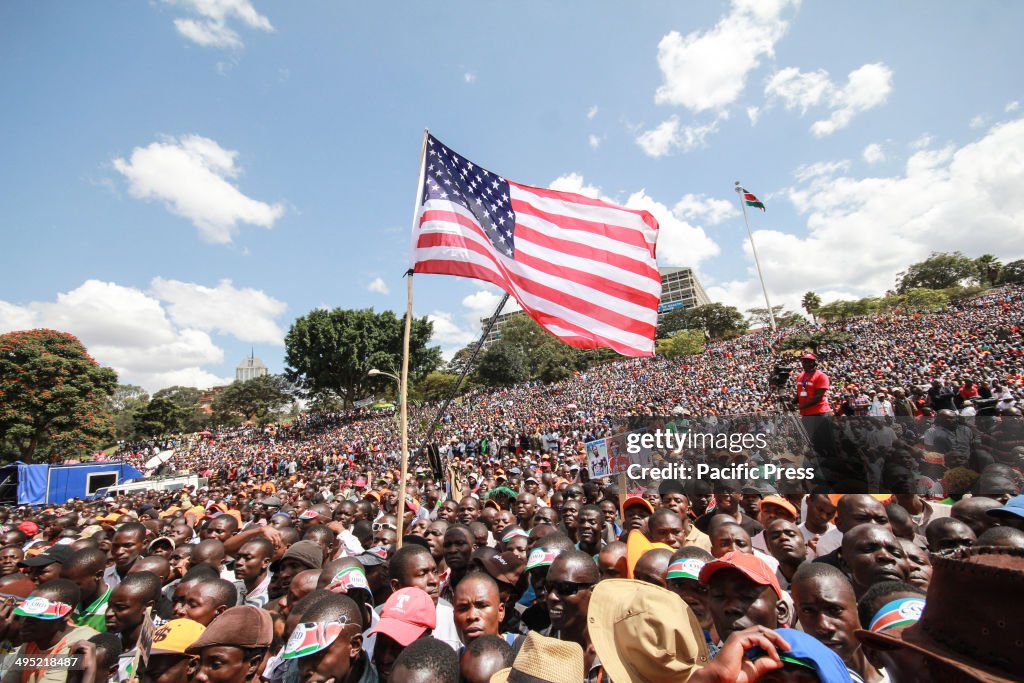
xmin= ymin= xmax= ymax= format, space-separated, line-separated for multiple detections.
xmin=799 ymin=353 xmax=817 ymax=361
xmin=698 ymin=551 xmax=783 ymax=599
xmin=17 ymin=521 xmax=38 ymax=537
xmin=622 ymin=496 xmax=654 ymax=515
xmin=365 ymin=587 xmax=436 ymax=646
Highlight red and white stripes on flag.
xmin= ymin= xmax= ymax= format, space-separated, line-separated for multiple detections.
xmin=410 ymin=135 xmax=661 ymax=357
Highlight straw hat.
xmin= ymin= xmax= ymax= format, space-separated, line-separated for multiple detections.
xmin=489 ymin=631 xmax=584 ymax=683
xmin=588 ymin=579 xmax=709 ymax=682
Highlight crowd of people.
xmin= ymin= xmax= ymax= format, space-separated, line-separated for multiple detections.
xmin=0 ymin=286 xmax=1021 ymax=682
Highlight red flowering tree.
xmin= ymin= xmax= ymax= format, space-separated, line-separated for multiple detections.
xmin=0 ymin=329 xmax=117 ymax=463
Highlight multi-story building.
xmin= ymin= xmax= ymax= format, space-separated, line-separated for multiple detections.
xmin=658 ymin=267 xmax=711 ymax=319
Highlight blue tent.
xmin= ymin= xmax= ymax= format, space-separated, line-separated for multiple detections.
xmin=0 ymin=461 xmax=143 ymax=505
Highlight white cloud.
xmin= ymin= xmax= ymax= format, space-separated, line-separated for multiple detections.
xmin=969 ymin=115 xmax=986 ymax=129
xmin=811 ymin=63 xmax=894 ymax=137
xmin=149 ymin=277 xmax=287 ymax=344
xmin=764 ymin=67 xmax=832 ymax=113
xmin=587 ymin=106 xmax=599 ymax=120
xmin=636 ymin=115 xmax=722 ymax=157
xmin=426 ymin=311 xmax=478 ymax=350
xmin=588 ymin=134 xmax=601 ymax=150
xmin=794 ymin=160 xmax=850 ymax=183
xmin=548 ymin=173 xmax=602 ymax=198
xmin=673 ymin=193 xmax=739 ymax=225
xmin=626 ymin=190 xmax=721 ymax=267
xmin=166 ymin=0 xmax=273 ymax=49
xmin=547 ymin=174 xmax=721 ymax=268
xmin=713 ymin=117 xmax=1024 ymax=315
xmin=653 ymin=0 xmax=799 ymax=112
xmin=367 ymin=277 xmax=390 ymax=295
xmin=765 ymin=63 xmax=894 ymax=137
xmin=1006 ymin=101 xmax=1020 ymax=113
xmin=113 ymin=134 xmax=284 ymax=244
xmin=863 ymin=143 xmax=886 ymax=164
xmin=464 ymin=72 xmax=477 ymax=84
xmin=0 ymin=280 xmax=235 ymax=391
xmin=746 ymin=106 xmax=761 ymax=125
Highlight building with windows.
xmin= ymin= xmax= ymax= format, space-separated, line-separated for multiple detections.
xmin=658 ymin=267 xmax=711 ymax=320
xmin=478 ymin=309 xmax=526 ymax=350
xmin=236 ymin=354 xmax=268 ymax=382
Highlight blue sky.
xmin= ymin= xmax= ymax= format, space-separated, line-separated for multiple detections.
xmin=2 ymin=1 xmax=1022 ymax=391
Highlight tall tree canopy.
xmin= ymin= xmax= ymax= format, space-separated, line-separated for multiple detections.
xmin=212 ymin=375 xmax=294 ymax=426
xmin=896 ymin=251 xmax=978 ymax=293
xmin=284 ymin=308 xmax=441 ymax=407
xmin=472 ymin=314 xmax=587 ymax=387
xmin=657 ymin=303 xmax=747 ymax=340
xmin=0 ymin=330 xmax=117 ymax=463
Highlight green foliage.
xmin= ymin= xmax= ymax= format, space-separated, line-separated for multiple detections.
xmin=473 ymin=343 xmax=529 ymax=387
xmin=212 ymin=375 xmax=294 ymax=426
xmin=0 ymin=329 xmax=117 ymax=463
xmin=135 ymin=396 xmax=188 ymax=437
xmin=746 ymin=305 xmax=803 ymax=329
xmin=899 ymin=288 xmax=950 ymax=312
xmin=109 ymin=384 xmax=149 ymax=441
xmin=1002 ymin=259 xmax=1024 ymax=284
xmin=151 ymin=385 xmax=208 ymax=433
xmin=471 ymin=315 xmax=587 ymax=386
xmin=974 ymin=254 xmax=1002 ymax=287
xmin=284 ymin=308 xmax=442 ymax=408
xmin=416 ymin=371 xmax=475 ymax=402
xmin=896 ymin=251 xmax=978 ymax=293
xmin=656 ymin=303 xmax=747 ymax=340
xmin=801 ymin=291 xmax=822 ymax=321
xmin=656 ymin=329 xmax=705 ymax=358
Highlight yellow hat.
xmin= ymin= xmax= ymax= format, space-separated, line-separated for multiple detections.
xmin=490 ymin=631 xmax=583 ymax=683
xmin=588 ymin=579 xmax=709 ymax=682
xmin=625 ymin=530 xmax=673 ymax=580
xmin=151 ymin=619 xmax=206 ymax=655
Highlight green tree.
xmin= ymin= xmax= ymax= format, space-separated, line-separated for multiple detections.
xmin=135 ymin=396 xmax=187 ymax=437
xmin=974 ymin=254 xmax=1002 ymax=287
xmin=746 ymin=305 xmax=802 ymax=329
xmin=416 ymin=372 xmax=472 ymax=402
xmin=284 ymin=308 xmax=442 ymax=408
xmin=473 ymin=343 xmax=529 ymax=387
xmin=1002 ymin=259 xmax=1024 ymax=284
xmin=684 ymin=303 xmax=748 ymax=340
xmin=151 ymin=385 xmax=207 ymax=433
xmin=484 ymin=314 xmax=586 ymax=383
xmin=656 ymin=307 xmax=691 ymax=338
xmin=801 ymin=292 xmax=822 ymax=322
xmin=108 ymin=384 xmax=149 ymax=442
xmin=896 ymin=251 xmax=978 ymax=293
xmin=656 ymin=329 xmax=705 ymax=358
xmin=901 ymin=288 xmax=950 ymax=312
xmin=0 ymin=330 xmax=117 ymax=463
xmin=212 ymin=375 xmax=294 ymax=426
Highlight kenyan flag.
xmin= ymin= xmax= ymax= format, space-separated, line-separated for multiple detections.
xmin=742 ymin=188 xmax=765 ymax=211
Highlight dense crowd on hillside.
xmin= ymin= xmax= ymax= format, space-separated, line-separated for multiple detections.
xmin=0 ymin=287 xmax=1021 ymax=682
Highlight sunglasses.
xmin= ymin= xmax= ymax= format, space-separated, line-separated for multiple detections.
xmin=546 ymin=580 xmax=594 ymax=597
xmin=373 ymin=522 xmax=397 ymax=532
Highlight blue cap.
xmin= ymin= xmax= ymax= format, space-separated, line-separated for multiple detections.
xmin=773 ymin=629 xmax=853 ymax=683
xmin=987 ymin=495 xmax=1024 ymax=519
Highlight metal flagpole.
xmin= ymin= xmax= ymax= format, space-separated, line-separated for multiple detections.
xmin=735 ymin=181 xmax=777 ymax=331
xmin=395 ymin=129 xmax=430 ymax=549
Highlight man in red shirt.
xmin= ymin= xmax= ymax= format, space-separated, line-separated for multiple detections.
xmin=792 ymin=353 xmax=838 ymax=471
xmin=794 ymin=353 xmax=831 ymax=417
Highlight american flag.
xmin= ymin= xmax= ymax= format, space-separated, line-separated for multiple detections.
xmin=411 ymin=134 xmax=662 ymax=357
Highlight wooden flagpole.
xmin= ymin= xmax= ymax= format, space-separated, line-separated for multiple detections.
xmin=395 ymin=129 xmax=430 ymax=549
